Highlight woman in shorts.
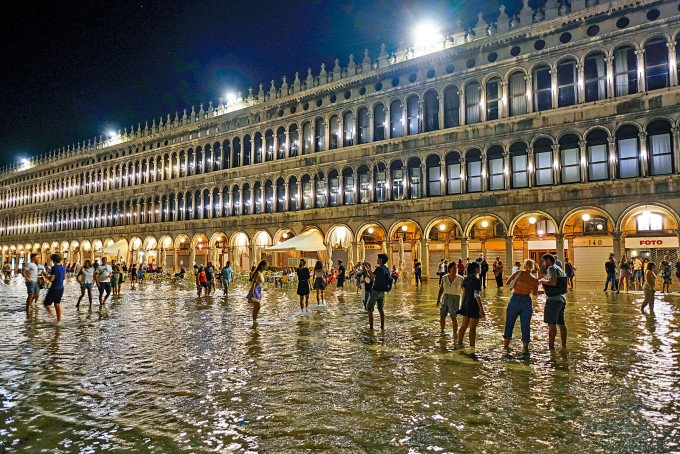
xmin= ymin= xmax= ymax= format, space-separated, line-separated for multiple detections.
xmin=437 ymin=262 xmax=463 ymax=337
xmin=76 ymin=260 xmax=95 ymax=308
xmin=457 ymin=262 xmax=485 ymax=347
xmin=641 ymin=262 xmax=657 ymax=313
xmin=312 ymin=261 xmax=325 ymax=305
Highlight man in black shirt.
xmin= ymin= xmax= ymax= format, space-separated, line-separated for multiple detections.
xmin=364 ymin=253 xmax=391 ymax=330
xmin=337 ymin=260 xmax=345 ymax=289
xmin=604 ymin=255 xmax=618 ymax=291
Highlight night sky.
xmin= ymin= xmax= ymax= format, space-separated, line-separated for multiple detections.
xmin=0 ymin=0 xmax=528 ymax=167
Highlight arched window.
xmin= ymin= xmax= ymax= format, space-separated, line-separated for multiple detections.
xmin=616 ymin=125 xmax=640 ymax=178
xmin=288 ymin=176 xmax=298 ymax=211
xmin=374 ymin=163 xmax=388 ymax=202
xmin=276 ymin=127 xmax=286 ymax=159
xmin=231 ymin=186 xmax=240 ymax=216
xmin=328 ymin=170 xmax=340 ymax=207
xmin=253 ymin=182 xmax=262 ymax=214
xmin=510 ymin=142 xmax=529 ymax=188
xmin=302 ymin=175 xmax=313 ymax=209
xmin=187 ymin=149 xmax=194 ymax=176
xmin=586 ymin=129 xmax=609 ymax=181
xmin=195 ymin=147 xmax=203 ymax=175
xmin=443 ymin=86 xmax=460 ymax=128
xmin=445 ymin=151 xmax=462 ymax=194
xmin=221 ymin=186 xmax=229 ymax=217
xmin=486 ymin=78 xmax=501 ymax=121
xmin=614 ymin=46 xmax=638 ymax=96
xmin=559 ymin=134 xmax=581 ymax=184
xmin=407 ymin=96 xmax=419 ymax=135
xmin=253 ymin=132 xmax=263 ymax=164
xmin=534 ymin=138 xmax=554 ymax=186
xmin=212 ymin=143 xmax=220 ymax=171
xmin=342 ymin=167 xmax=354 ymax=205
xmin=243 ymin=135 xmax=252 ymax=165
xmin=465 ymin=82 xmax=481 ymax=124
xmin=265 ymin=130 xmax=274 ymax=161
xmin=329 ymin=115 xmax=340 ymax=149
xmin=194 ymin=191 xmax=201 ymax=219
xmin=373 ymin=104 xmax=386 ymax=141
xmin=645 ymin=38 xmax=670 ymax=91
xmin=557 ymin=59 xmax=577 ymax=107
xmin=647 ymin=120 xmax=674 ymax=175
xmin=232 ymin=137 xmax=241 ymax=168
xmin=315 ymin=119 xmax=325 ymax=152
xmin=391 ymin=161 xmax=404 ymax=200
xmin=276 ymin=178 xmax=285 ymax=212
xmin=358 ymin=165 xmax=371 ymax=203
xmin=289 ymin=125 xmax=299 ymax=157
xmin=466 ymin=149 xmax=483 ymax=192
xmin=265 ymin=180 xmax=273 ymax=213
xmin=584 ymin=52 xmax=607 ymax=102
xmin=426 ymin=154 xmax=441 ymax=196
xmin=533 ymin=65 xmax=552 ymax=111
xmin=424 ymin=90 xmax=439 ymax=132
xmin=357 ymin=108 xmax=369 ymax=144
xmin=314 ymin=173 xmax=326 ymax=208
xmin=390 ymin=100 xmax=403 ymax=138
xmin=302 ymin=122 xmax=312 ymax=155
xmin=211 ymin=189 xmax=219 ymax=218
xmin=343 ymin=112 xmax=354 ymax=146
xmin=222 ymin=141 xmax=230 ymax=169
xmin=487 ymin=145 xmax=505 ymax=191
xmin=508 ymin=72 xmax=527 ymax=116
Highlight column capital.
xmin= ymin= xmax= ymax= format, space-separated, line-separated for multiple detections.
xmin=612 ymin=231 xmax=622 ymax=240
xmin=605 ymin=56 xmax=614 ymax=64
xmin=634 ymin=49 xmax=645 ymax=56
xmin=555 ymin=233 xmax=564 ymax=240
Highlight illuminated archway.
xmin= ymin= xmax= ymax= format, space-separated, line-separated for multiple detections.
xmin=618 ymin=203 xmax=679 ymax=264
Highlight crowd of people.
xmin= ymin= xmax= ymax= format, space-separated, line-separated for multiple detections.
xmin=10 ymin=248 xmax=680 ymax=350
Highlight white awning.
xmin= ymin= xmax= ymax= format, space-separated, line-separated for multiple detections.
xmin=102 ymin=239 xmax=129 ymax=257
xmin=266 ymin=230 xmax=325 ymax=252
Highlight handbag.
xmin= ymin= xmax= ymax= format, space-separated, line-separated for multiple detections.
xmin=508 ymin=270 xmax=521 ymax=289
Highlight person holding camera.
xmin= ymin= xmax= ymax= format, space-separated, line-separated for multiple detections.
xmin=363 ymin=253 xmax=392 ymax=330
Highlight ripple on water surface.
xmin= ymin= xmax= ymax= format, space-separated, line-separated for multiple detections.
xmin=1 ymin=278 xmax=679 ymax=452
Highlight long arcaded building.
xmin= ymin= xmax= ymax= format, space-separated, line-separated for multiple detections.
xmin=2 ymin=0 xmax=680 ymax=280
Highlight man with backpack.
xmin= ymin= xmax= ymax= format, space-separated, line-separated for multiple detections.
xmin=539 ymin=253 xmax=568 ymax=349
xmin=363 ymin=253 xmax=391 ymax=330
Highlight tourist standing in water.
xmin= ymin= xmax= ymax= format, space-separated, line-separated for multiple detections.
xmin=247 ymin=260 xmax=268 ymax=323
xmin=493 ymin=257 xmax=504 ymax=288
xmin=205 ymin=262 xmax=215 ymax=296
xmin=660 ymin=256 xmax=672 ymax=294
xmin=604 ymin=255 xmax=618 ymax=291
xmin=564 ymin=257 xmax=575 ymax=290
xmin=641 ymin=262 xmax=657 ymax=313
xmin=76 ymin=260 xmax=94 ymax=308
xmin=337 ymin=260 xmax=345 ymax=289
xmin=110 ymin=261 xmax=120 ymax=296
xmin=539 ymin=254 xmax=568 ymax=349
xmin=296 ymin=259 xmax=311 ymax=312
xmin=43 ymin=253 xmax=65 ymax=322
xmin=458 ymin=262 xmax=485 ymax=347
xmin=480 ymin=257 xmax=489 ymax=289
xmin=363 ymin=253 xmax=391 ymax=330
xmin=130 ymin=264 xmax=138 ymax=289
xmin=617 ymin=255 xmax=630 ymax=293
xmin=22 ymin=253 xmax=40 ymax=315
xmin=95 ymin=257 xmax=113 ymax=306
xmin=503 ymin=259 xmax=539 ymax=352
xmin=195 ymin=266 xmax=207 ymax=296
xmin=313 ymin=261 xmax=325 ymax=305
xmin=414 ymin=259 xmax=422 ymax=286
xmin=437 ymin=262 xmax=463 ymax=337
xmin=220 ymin=261 xmax=232 ymax=296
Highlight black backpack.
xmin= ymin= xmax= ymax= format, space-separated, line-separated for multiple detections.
xmin=375 ymin=265 xmax=392 ymax=292
xmin=544 ymin=266 xmax=568 ymax=296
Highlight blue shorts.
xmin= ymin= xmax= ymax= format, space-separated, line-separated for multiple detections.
xmin=26 ymin=281 xmax=40 ymax=295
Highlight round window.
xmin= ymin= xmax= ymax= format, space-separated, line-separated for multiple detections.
xmin=359 ymin=86 xmax=366 ymax=95
xmin=587 ymin=25 xmax=599 ymax=37
xmin=534 ymin=40 xmax=546 ymax=50
xmin=303 ymin=102 xmax=309 ymax=111
xmin=446 ymin=63 xmax=455 ymax=74
xmin=426 ymin=69 xmax=435 ymax=78
xmin=344 ymin=90 xmax=351 ymax=100
xmin=510 ymin=46 xmax=521 ymax=57
xmin=560 ymin=32 xmax=572 ymax=44
xmin=375 ymin=82 xmax=383 ymax=91
xmin=646 ymin=9 xmax=660 ymax=20
xmin=278 ymin=110 xmax=284 ymax=117
xmin=616 ymin=17 xmax=630 ymax=29
xmin=466 ymin=58 xmax=475 ymax=68
xmin=391 ymin=77 xmax=400 ymax=87
xmin=330 ymin=94 xmax=337 ymax=103
xmin=290 ymin=106 xmax=296 ymax=114
xmin=409 ymin=72 xmax=417 ymax=83
xmin=315 ymin=99 xmax=322 ymax=107
xmin=487 ymin=52 xmax=498 ymax=63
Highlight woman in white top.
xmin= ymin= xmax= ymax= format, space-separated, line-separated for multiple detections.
xmin=76 ymin=260 xmax=95 ymax=308
xmin=247 ymin=260 xmax=268 ymax=323
xmin=437 ymin=262 xmax=464 ymax=336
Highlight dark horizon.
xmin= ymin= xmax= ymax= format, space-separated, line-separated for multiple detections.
xmin=0 ymin=0 xmax=528 ymax=168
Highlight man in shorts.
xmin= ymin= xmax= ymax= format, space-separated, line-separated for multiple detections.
xmin=22 ymin=253 xmax=41 ymax=314
xmin=364 ymin=253 xmax=391 ymax=330
xmin=539 ymin=253 xmax=568 ymax=349
xmin=221 ymin=261 xmax=232 ymax=296
xmin=43 ymin=253 xmax=66 ymax=322
xmin=95 ymin=257 xmax=113 ymax=305
xmin=205 ymin=262 xmax=215 ymax=296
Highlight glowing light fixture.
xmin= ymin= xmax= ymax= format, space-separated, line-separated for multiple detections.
xmin=529 ymin=217 xmax=537 ymax=224
xmin=582 ymin=213 xmax=591 ymax=221
xmin=368 ymin=227 xmax=374 ymax=234
xmin=282 ymin=233 xmax=288 ymax=239
xmin=439 ymin=224 xmax=446 ymax=231
xmin=481 ymin=220 xmax=489 ymax=228
xmin=401 ymin=225 xmax=408 ymax=232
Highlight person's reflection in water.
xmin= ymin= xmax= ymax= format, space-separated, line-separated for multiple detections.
xmin=246 ymin=329 xmax=262 ymax=356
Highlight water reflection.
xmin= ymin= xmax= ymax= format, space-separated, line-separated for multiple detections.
xmin=0 ymin=278 xmax=679 ymax=452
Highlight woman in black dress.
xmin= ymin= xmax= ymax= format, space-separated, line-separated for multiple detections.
xmin=296 ymin=259 xmax=312 ymax=312
xmin=457 ymin=262 xmax=485 ymax=347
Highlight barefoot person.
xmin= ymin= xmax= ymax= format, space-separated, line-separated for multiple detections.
xmin=95 ymin=257 xmax=113 ymax=306
xmin=313 ymin=261 xmax=325 ymax=305
xmin=296 ymin=259 xmax=311 ymax=312
xmin=76 ymin=260 xmax=94 ymax=308
xmin=220 ymin=261 xmax=232 ymax=296
xmin=503 ymin=259 xmax=539 ymax=352
xmin=363 ymin=253 xmax=391 ymax=330
xmin=641 ymin=262 xmax=657 ymax=313
xmin=437 ymin=262 xmax=463 ymax=337
xmin=22 ymin=253 xmax=40 ymax=315
xmin=195 ymin=266 xmax=207 ymax=297
xmin=458 ymin=262 xmax=485 ymax=347
xmin=336 ymin=260 xmax=345 ymax=290
xmin=247 ymin=260 xmax=268 ymax=323
xmin=539 ymin=253 xmax=568 ymax=349
xmin=43 ymin=253 xmax=66 ymax=322
xmin=661 ymin=256 xmax=672 ymax=294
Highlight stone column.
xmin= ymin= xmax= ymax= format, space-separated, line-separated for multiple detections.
xmin=461 ymin=237 xmax=469 ymax=261
xmin=284 ymin=130 xmax=290 ymax=159
xmin=480 ymin=85 xmax=487 ymax=123
xmin=550 ymin=68 xmax=558 ymax=109
xmin=526 ymin=74 xmax=533 ymax=114
xmin=460 ymin=157 xmax=467 ymax=193
xmin=238 ymin=187 xmax=243 ymax=216
xmin=608 ymin=137 xmax=616 ymax=180
xmin=577 ymin=63 xmax=585 ymax=104
xmin=438 ymin=94 xmax=445 ymax=128
xmin=552 ymin=143 xmax=561 ymax=185
xmin=384 ymin=108 xmax=391 ymax=140
xmin=502 ymin=151 xmax=510 ymax=190
xmin=440 ymin=161 xmax=447 ymax=195
xmin=668 ymin=42 xmax=678 ymax=86
xmin=459 ymin=89 xmax=466 ymax=126
xmin=605 ymin=56 xmax=614 ymax=98
xmin=639 ymin=131 xmax=648 ymax=177
xmin=673 ymin=127 xmax=680 ymax=174
xmin=635 ymin=49 xmax=646 ymax=93
xmin=500 ymin=80 xmax=508 ymax=118
xmin=527 ymin=146 xmax=535 ymax=187
xmin=555 ymin=233 xmax=565 ymax=264
xmin=284 ymin=183 xmax=289 ymax=211
xmin=423 ymin=240 xmax=430 ymax=281
xmin=338 ymin=175 xmax=344 ymax=205
xmin=369 ymin=170 xmax=375 ymax=202
xmin=367 ymin=112 xmax=374 ymax=143
xmin=505 ymin=235 xmax=514 ymax=271
xmin=323 ymin=120 xmax=330 ymax=152
xmin=612 ymin=231 xmax=622 ymax=264
xmin=579 ymin=139 xmax=588 ymax=182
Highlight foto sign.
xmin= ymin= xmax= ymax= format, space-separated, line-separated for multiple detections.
xmin=624 ymin=236 xmax=679 ymax=248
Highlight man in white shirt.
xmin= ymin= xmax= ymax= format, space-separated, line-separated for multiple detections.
xmin=95 ymin=257 xmax=113 ymax=305
xmin=22 ymin=254 xmax=40 ymax=314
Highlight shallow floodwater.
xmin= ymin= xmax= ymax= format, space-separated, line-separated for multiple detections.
xmin=1 ymin=275 xmax=679 ymax=453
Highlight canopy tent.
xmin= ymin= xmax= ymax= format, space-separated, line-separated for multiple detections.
xmin=102 ymin=239 xmax=128 ymax=261
xmin=266 ymin=229 xmax=325 ymax=252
